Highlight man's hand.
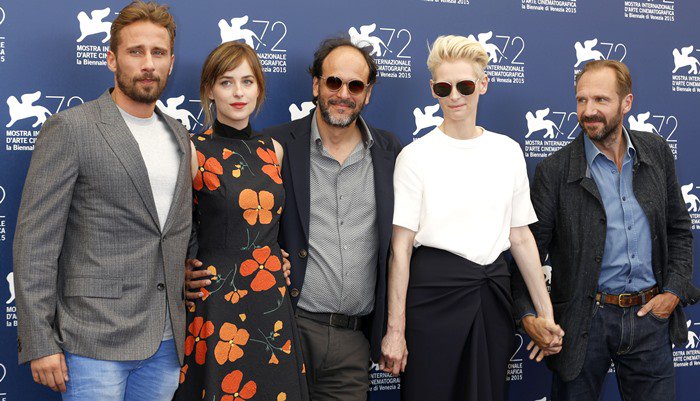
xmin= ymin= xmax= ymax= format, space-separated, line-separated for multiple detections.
xmin=379 ymin=330 xmax=408 ymax=377
xmin=281 ymin=249 xmax=291 ymax=286
xmin=30 ymin=353 xmax=69 ymax=392
xmin=185 ymin=258 xmax=210 ymax=308
xmin=637 ymin=292 xmax=680 ymax=319
xmin=522 ymin=316 xmax=565 ymax=362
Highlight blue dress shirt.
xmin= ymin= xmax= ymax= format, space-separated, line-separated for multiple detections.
xmin=583 ymin=129 xmax=656 ymax=294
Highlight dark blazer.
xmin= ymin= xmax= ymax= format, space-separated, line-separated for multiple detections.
xmin=511 ymin=129 xmax=699 ymax=381
xmin=263 ymin=113 xmax=402 ymax=361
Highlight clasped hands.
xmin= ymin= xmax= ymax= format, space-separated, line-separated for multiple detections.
xmin=521 ymin=315 xmax=565 ymax=362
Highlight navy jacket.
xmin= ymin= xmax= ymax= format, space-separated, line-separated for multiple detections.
xmin=263 ymin=113 xmax=403 ymax=361
xmin=512 ymin=129 xmax=699 ymax=381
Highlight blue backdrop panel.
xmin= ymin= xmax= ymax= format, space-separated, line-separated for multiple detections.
xmin=0 ymin=1 xmax=698 ymax=400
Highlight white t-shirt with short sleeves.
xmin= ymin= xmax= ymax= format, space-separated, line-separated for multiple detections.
xmin=393 ymin=126 xmax=537 ymax=265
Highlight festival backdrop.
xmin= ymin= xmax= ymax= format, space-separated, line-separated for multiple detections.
xmin=1 ymin=0 xmax=699 ymax=400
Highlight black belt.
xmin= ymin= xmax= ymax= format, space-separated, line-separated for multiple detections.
xmin=297 ymin=309 xmax=363 ymax=331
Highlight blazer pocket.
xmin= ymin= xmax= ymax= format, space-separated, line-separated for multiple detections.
xmin=63 ymin=277 xmax=124 ymax=299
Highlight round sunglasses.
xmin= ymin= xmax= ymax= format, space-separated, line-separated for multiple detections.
xmin=432 ymin=80 xmax=477 ymax=97
xmin=320 ymin=75 xmax=369 ymax=95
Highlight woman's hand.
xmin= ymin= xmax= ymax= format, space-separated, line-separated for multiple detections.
xmin=379 ymin=329 xmax=408 ymax=376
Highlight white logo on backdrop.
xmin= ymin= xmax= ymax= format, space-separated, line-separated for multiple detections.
xmin=157 ymin=96 xmax=200 ymax=131
xmin=219 ymin=16 xmax=261 ymax=48
xmin=289 ymin=102 xmax=315 ymax=121
xmin=0 ymin=6 xmax=6 ymax=26
xmin=535 ymin=398 xmax=547 ymax=401
xmin=574 ymin=38 xmax=627 ymax=67
xmin=6 ymin=272 xmax=14 ymax=304
xmin=672 ymin=46 xmax=700 ymax=74
xmin=0 ymin=363 xmax=6 ymax=383
xmin=412 ymin=104 xmax=443 ymax=136
xmin=681 ymin=183 xmax=700 ymax=212
xmin=467 ymin=31 xmax=506 ymax=63
xmin=348 ymin=24 xmax=389 ymax=57
xmin=6 ymin=91 xmax=51 ymax=128
xmin=574 ymin=39 xmax=605 ymax=67
xmin=525 ymin=108 xmax=563 ymax=139
xmin=0 ymin=186 xmax=5 ymax=205
xmin=687 ymin=320 xmax=700 ymax=349
xmin=76 ymin=7 xmax=112 ymax=43
xmin=543 ymin=264 xmax=552 ymax=286
xmin=628 ymin=112 xmax=658 ymax=134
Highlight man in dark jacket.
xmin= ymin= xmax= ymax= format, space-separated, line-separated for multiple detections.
xmin=512 ymin=60 xmax=699 ymax=401
xmin=187 ymin=36 xmax=402 ymax=401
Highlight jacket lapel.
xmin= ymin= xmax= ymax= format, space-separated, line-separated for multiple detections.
xmin=157 ymin=107 xmax=190 ymax=234
xmin=285 ymin=116 xmax=312 ymax=240
xmin=95 ymin=90 xmax=161 ymax=230
xmin=568 ymin=132 xmax=602 ymax=204
xmin=370 ymin=133 xmax=395 ymax=260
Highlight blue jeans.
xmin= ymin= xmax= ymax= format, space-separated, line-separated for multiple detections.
xmin=62 ymin=339 xmax=180 ymax=401
xmin=552 ymin=302 xmax=675 ymax=401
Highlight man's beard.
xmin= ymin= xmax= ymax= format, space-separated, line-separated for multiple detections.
xmin=116 ymin=69 xmax=167 ymax=104
xmin=579 ymin=109 xmax=622 ymax=144
xmin=318 ymin=97 xmax=364 ymax=128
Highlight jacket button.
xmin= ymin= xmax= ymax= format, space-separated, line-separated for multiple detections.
xmin=582 ymin=332 xmax=588 ymax=339
xmin=157 ymin=283 xmax=165 ymax=291
xmin=291 ymin=288 xmax=300 ymax=297
xmin=599 ymin=218 xmax=606 ymax=225
xmin=298 ymin=249 xmax=308 ymax=258
xmin=595 ymin=256 xmax=602 ymax=263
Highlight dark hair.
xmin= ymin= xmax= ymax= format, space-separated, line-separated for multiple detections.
xmin=308 ymin=36 xmax=378 ymax=103
xmin=200 ymin=42 xmax=266 ymax=127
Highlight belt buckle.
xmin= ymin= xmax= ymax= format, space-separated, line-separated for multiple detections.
xmin=618 ymin=293 xmax=632 ymax=307
xmin=330 ymin=313 xmax=349 ymax=328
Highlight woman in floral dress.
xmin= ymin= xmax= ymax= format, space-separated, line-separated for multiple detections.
xmin=174 ymin=41 xmax=308 ymax=401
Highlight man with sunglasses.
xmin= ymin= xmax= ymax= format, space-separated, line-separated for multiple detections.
xmin=264 ymin=37 xmax=402 ymax=400
xmin=511 ymin=60 xmax=699 ymax=400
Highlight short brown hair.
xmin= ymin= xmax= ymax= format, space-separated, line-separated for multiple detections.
xmin=199 ymin=41 xmax=266 ymax=127
xmin=575 ymin=60 xmax=632 ymax=97
xmin=110 ymin=1 xmax=176 ymax=53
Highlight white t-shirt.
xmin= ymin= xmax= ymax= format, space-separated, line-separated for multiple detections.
xmin=119 ymin=107 xmax=181 ymax=341
xmin=393 ymin=126 xmax=537 ymax=265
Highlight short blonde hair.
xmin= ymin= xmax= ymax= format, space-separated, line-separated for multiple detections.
xmin=199 ymin=42 xmax=266 ymax=128
xmin=427 ymin=35 xmax=489 ymax=77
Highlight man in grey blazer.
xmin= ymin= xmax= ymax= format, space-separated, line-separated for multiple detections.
xmin=13 ymin=2 xmax=191 ymax=400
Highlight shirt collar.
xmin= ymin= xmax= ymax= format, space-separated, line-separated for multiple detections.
xmin=583 ymin=126 xmax=636 ymax=168
xmin=310 ymin=109 xmax=374 ymax=149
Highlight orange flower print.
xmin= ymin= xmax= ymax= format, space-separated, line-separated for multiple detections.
xmin=214 ymin=323 xmax=250 ymax=365
xmin=257 ymin=147 xmax=282 ymax=184
xmin=179 ymin=364 xmax=188 ymax=384
xmin=221 ymin=370 xmax=257 ymax=401
xmin=224 ymin=289 xmax=249 ymax=304
xmin=281 ymin=339 xmax=292 ymax=354
xmin=185 ymin=317 xmax=215 ymax=365
xmin=193 ymin=151 xmax=223 ymax=191
xmin=240 ymin=246 xmax=280 ymax=291
xmin=239 ymin=189 xmax=274 ymax=225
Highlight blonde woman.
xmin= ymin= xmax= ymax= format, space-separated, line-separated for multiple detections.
xmin=379 ymin=35 xmax=563 ymax=400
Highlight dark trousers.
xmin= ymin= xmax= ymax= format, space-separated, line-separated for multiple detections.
xmin=552 ymin=302 xmax=675 ymax=401
xmin=402 ymin=247 xmax=514 ymax=401
xmin=295 ymin=312 xmax=370 ymax=401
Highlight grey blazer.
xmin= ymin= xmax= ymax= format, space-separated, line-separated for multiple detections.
xmin=13 ymin=90 xmax=192 ymax=364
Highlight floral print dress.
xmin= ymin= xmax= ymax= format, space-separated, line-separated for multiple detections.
xmin=174 ymin=121 xmax=308 ymax=401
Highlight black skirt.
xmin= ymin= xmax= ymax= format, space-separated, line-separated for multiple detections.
xmin=402 ymin=246 xmax=515 ymax=401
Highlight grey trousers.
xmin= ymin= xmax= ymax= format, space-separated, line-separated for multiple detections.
xmin=295 ymin=313 xmax=371 ymax=401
